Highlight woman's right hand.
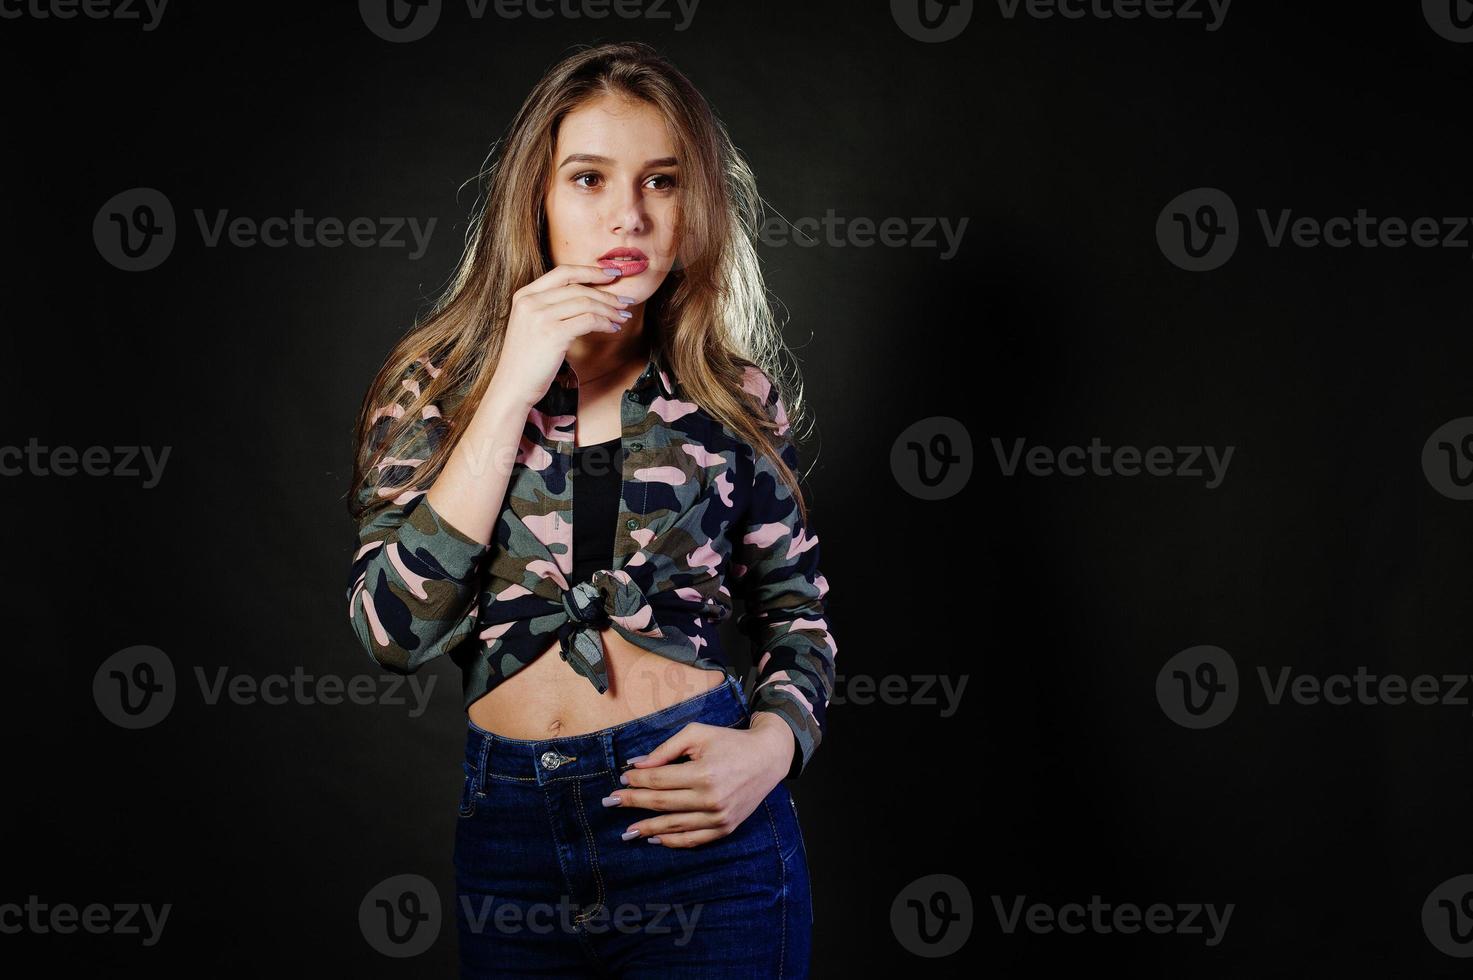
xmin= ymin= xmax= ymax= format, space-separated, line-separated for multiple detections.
xmin=489 ymin=264 xmax=634 ymax=411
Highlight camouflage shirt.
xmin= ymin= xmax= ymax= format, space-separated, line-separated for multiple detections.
xmin=346 ymin=348 xmax=836 ymax=780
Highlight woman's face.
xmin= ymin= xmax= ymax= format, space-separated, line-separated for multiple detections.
xmin=544 ymin=93 xmax=682 ymax=307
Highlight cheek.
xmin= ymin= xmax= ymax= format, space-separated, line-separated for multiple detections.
xmin=545 ymin=190 xmax=598 ymax=240
xmin=656 ymin=204 xmax=681 ymax=260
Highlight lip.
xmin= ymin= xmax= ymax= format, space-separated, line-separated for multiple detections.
xmin=597 ymin=247 xmax=650 ymax=277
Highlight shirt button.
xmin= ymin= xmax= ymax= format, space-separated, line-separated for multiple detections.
xmin=630 ymin=442 xmax=643 ymax=452
xmin=625 ymin=519 xmax=639 ymax=530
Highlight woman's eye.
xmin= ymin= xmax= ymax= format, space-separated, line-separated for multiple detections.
xmin=571 ymin=172 xmax=676 ymax=191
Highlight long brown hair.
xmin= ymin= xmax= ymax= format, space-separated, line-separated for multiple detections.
xmin=347 ymin=40 xmax=813 ymax=526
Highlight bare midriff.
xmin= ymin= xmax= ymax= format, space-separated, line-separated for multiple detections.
xmin=466 ymin=370 xmax=727 ymax=740
xmin=466 ymin=623 xmax=725 ymax=739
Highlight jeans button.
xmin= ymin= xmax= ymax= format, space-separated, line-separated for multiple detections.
xmin=540 ymin=751 xmax=562 ymax=770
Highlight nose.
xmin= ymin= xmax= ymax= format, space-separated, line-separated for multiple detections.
xmin=609 ymin=182 xmax=646 ymax=236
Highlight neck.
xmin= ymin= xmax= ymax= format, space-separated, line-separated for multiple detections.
xmin=565 ymin=308 xmax=652 ymax=393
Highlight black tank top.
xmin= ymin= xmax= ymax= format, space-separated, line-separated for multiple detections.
xmin=570 ymin=436 xmax=622 ymax=585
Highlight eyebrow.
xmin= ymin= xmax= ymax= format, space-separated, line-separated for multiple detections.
xmin=557 ymin=153 xmax=680 ymax=169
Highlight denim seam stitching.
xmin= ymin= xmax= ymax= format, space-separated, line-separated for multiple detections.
xmin=760 ymin=797 xmax=787 ymax=977
xmin=540 ymin=782 xmax=585 ymax=927
xmin=570 ymin=780 xmax=607 ymax=923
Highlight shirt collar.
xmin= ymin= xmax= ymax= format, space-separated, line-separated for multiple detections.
xmin=631 ymin=347 xmax=679 ymax=400
xmin=541 ymin=346 xmax=678 ymax=412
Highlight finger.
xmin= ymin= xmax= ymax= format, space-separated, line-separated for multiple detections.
xmin=603 ymin=786 xmax=706 ymax=813
xmin=633 ymin=722 xmax=707 ymax=769
xmin=516 ymin=263 xmax=624 ymax=300
xmin=647 ymin=827 xmax=725 ymax=849
xmin=540 ymin=294 xmax=634 ymax=326
xmin=620 ymin=759 xmax=705 ymax=790
xmin=623 ymin=810 xmax=723 ymax=838
xmin=534 ymin=282 xmax=634 ymax=309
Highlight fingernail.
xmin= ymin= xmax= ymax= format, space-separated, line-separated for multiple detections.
xmin=619 ymin=772 xmax=629 ymax=785
xmin=646 ymin=836 xmax=662 ymax=844
xmin=628 ymin=755 xmax=649 ymax=764
xmin=618 ymin=311 xmax=632 ymax=319
xmin=621 ymin=828 xmax=641 ymax=840
xmin=600 ymin=795 xmax=622 ymax=807
xmin=605 ymin=268 xmax=623 ymax=276
xmin=617 ymin=296 xmax=636 ymax=304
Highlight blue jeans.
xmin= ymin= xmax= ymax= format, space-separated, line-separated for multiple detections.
xmin=453 ymin=672 xmax=813 ymax=978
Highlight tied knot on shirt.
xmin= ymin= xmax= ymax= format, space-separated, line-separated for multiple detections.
xmin=552 ymin=570 xmax=659 ymax=695
xmin=560 ymin=579 xmax=611 ymax=628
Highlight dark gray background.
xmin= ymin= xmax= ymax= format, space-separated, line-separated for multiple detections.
xmin=6 ymin=0 xmax=1473 ymax=975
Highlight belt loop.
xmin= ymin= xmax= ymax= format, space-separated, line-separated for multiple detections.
xmin=601 ymin=731 xmax=617 ymax=774
xmin=727 ymin=671 xmax=750 ymax=720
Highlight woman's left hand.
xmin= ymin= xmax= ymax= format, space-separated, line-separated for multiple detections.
xmin=604 ymin=714 xmax=795 ymax=847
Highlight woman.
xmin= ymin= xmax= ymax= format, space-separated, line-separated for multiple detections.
xmin=345 ymin=41 xmax=836 ymax=978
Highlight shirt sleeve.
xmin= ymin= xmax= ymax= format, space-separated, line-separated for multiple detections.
xmin=345 ymin=363 xmax=491 ymax=673
xmin=731 ymin=378 xmax=837 ymax=781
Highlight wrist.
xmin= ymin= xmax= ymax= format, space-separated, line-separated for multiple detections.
xmin=748 ymin=711 xmax=796 ymax=781
xmin=482 ymin=379 xmax=535 ymax=420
